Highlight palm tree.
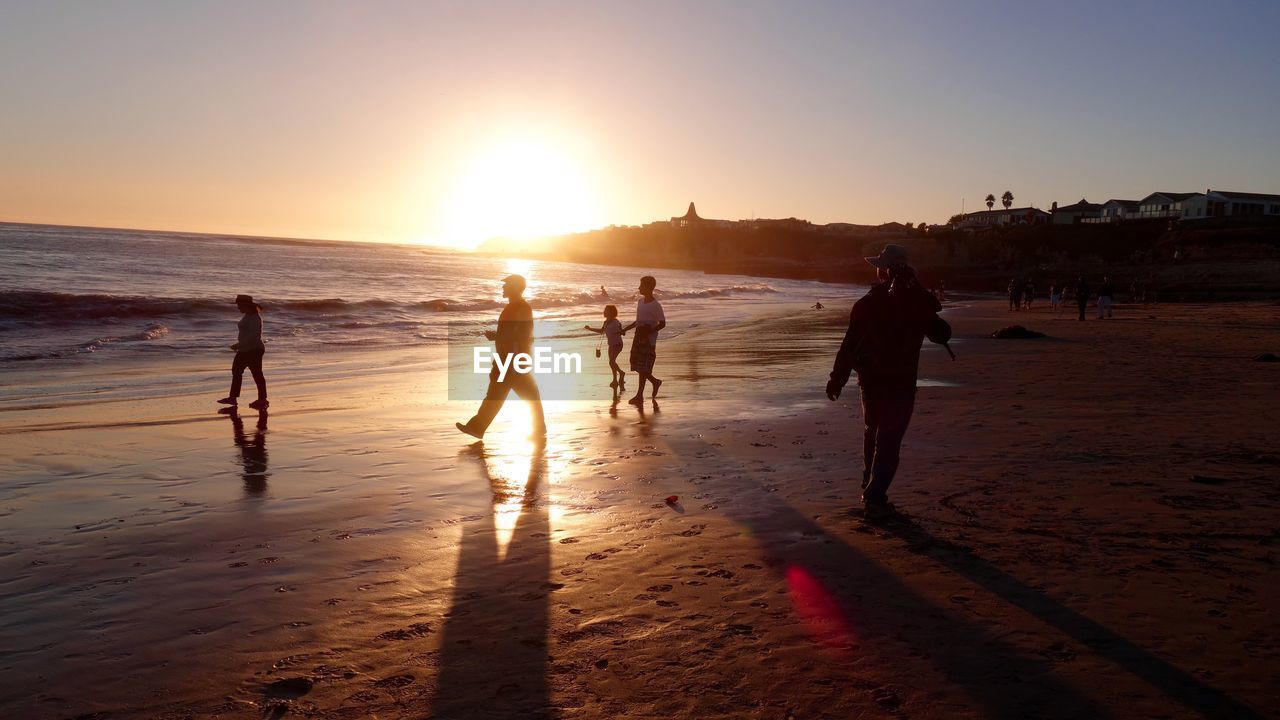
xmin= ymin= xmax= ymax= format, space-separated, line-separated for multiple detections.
xmin=1001 ymin=190 xmax=1014 ymax=209
xmin=984 ymin=194 xmax=995 ymax=211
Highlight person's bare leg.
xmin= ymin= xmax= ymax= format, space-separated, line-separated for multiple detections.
xmin=650 ymin=375 xmax=662 ymax=398
xmin=631 ymin=373 xmax=648 ymax=404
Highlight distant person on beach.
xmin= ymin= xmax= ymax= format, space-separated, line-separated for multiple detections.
xmin=585 ymin=304 xmax=626 ymax=389
xmin=217 ymin=294 xmax=269 ymax=410
xmin=1075 ymin=277 xmax=1090 ymax=321
xmin=622 ymin=275 xmax=665 ymax=406
xmin=599 ymin=285 xmax=609 ymax=299
xmin=1008 ymin=279 xmax=1020 ymax=311
xmin=935 ymin=282 xmax=946 ymax=302
xmin=1098 ymin=277 xmax=1115 ymax=319
xmin=1049 ymin=282 xmax=1062 ymax=309
xmin=826 ymin=244 xmax=951 ymax=518
xmin=812 ymin=302 xmax=824 ymax=310
xmin=1023 ymin=279 xmax=1035 ymax=310
xmin=456 ymin=274 xmax=546 ymax=440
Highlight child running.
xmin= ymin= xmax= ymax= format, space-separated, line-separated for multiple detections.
xmin=585 ymin=304 xmax=626 ymax=389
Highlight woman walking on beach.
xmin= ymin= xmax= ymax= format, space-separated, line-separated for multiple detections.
xmin=218 ymin=294 xmax=269 ymax=410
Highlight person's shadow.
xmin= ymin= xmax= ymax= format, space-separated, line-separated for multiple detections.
xmin=662 ymin=435 xmax=1263 ymax=719
xmin=431 ymin=441 xmax=551 ymax=719
xmin=222 ymin=407 xmax=269 ymax=495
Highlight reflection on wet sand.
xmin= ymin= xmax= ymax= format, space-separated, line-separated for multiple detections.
xmin=432 ymin=440 xmax=552 ymax=719
xmin=223 ymin=408 xmax=269 ymax=495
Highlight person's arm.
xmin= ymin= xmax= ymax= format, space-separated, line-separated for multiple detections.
xmin=827 ymin=301 xmax=867 ymax=400
xmin=584 ymin=325 xmax=603 ymax=333
xmin=654 ymin=304 xmax=666 ymax=334
xmin=621 ymin=321 xmax=636 ymax=333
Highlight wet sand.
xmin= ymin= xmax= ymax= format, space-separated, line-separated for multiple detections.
xmin=1 ymin=299 xmax=1277 ymax=718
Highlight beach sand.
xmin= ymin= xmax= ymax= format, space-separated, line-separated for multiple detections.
xmin=2 ymin=299 xmax=1277 ymax=718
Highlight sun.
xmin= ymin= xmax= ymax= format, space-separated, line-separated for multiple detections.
xmin=438 ymin=137 xmax=605 ymax=250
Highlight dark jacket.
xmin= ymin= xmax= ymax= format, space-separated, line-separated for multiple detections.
xmin=494 ymin=298 xmax=534 ymax=358
xmin=830 ymin=280 xmax=950 ymax=392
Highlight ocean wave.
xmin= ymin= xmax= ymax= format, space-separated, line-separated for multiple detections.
xmin=0 ymin=290 xmax=224 ymax=321
xmin=0 ymin=284 xmax=780 ymax=324
xmin=79 ymin=323 xmax=170 ymax=353
xmin=664 ymin=284 xmax=778 ymax=299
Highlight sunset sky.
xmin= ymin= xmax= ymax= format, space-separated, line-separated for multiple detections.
xmin=2 ymin=0 xmax=1278 ymax=248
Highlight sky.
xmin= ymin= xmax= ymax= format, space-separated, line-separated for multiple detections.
xmin=2 ymin=0 xmax=1279 ymax=247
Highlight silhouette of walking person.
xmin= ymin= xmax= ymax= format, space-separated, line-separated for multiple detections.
xmin=622 ymin=275 xmax=665 ymax=406
xmin=217 ymin=294 xmax=269 ymax=410
xmin=827 ymin=244 xmax=951 ymax=519
xmin=222 ymin=407 xmax=269 ymax=495
xmin=456 ymin=274 xmax=547 ymax=440
xmin=1075 ymin=276 xmax=1091 ymax=322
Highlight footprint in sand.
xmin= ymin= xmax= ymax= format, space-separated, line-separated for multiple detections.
xmin=558 ymin=537 xmax=581 ymax=544
xmin=870 ymin=686 xmax=901 ymax=710
xmin=373 ymin=674 xmax=415 ymax=689
xmin=375 ymin=622 xmax=433 ymax=641
xmin=646 ymin=584 xmax=674 ymax=592
xmin=264 ymin=677 xmax=313 ymax=699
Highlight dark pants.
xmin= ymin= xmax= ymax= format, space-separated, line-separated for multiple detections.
xmin=465 ymin=368 xmax=546 ymax=436
xmin=230 ymin=348 xmax=267 ymax=400
xmin=1077 ymin=300 xmax=1087 ymax=321
xmin=860 ymin=386 xmax=916 ymax=503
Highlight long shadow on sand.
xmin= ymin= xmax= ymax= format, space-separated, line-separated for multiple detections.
xmin=667 ymin=436 xmax=1261 ymax=719
xmin=877 ymin=517 xmax=1262 ymax=720
xmin=430 ymin=442 xmax=551 ymax=720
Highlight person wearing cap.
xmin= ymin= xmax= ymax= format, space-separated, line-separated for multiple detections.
xmin=456 ymin=274 xmax=547 ymax=440
xmin=826 ymin=245 xmax=951 ymax=518
xmin=217 ymin=294 xmax=269 ymax=410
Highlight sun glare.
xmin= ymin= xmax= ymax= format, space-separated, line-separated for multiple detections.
xmin=439 ymin=137 xmax=605 ymax=250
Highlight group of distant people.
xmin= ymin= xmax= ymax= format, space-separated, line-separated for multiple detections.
xmin=215 ymin=246 xmax=957 ymax=520
xmin=454 ymin=274 xmax=666 ymax=441
xmin=1007 ymin=275 xmax=1161 ymax=321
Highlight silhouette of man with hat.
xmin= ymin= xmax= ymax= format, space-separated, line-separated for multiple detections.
xmin=457 ymin=274 xmax=547 ymax=440
xmin=827 ymin=244 xmax=951 ymax=517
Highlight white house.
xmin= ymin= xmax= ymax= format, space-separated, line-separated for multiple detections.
xmin=1180 ymin=190 xmax=1280 ymax=220
xmin=1136 ymin=192 xmax=1197 ymax=219
xmin=1088 ymin=199 xmax=1141 ymax=224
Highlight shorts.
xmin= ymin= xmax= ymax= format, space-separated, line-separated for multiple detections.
xmin=629 ymin=341 xmax=656 ymax=375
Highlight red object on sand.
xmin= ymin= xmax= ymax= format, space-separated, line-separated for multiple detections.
xmin=665 ymin=495 xmax=679 ymax=504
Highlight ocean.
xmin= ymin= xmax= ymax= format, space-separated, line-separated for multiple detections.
xmin=0 ymin=223 xmax=862 ymax=406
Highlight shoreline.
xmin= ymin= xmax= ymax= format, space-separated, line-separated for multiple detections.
xmin=2 ymin=298 xmax=1277 ymax=718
